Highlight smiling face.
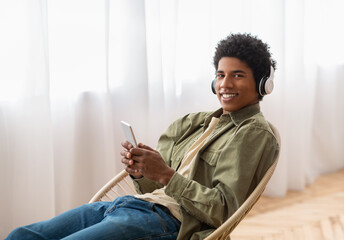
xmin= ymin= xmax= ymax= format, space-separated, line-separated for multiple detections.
xmin=215 ymin=57 xmax=259 ymax=113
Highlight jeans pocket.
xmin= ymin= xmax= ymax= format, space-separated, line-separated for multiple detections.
xmin=104 ymin=196 xmax=134 ymax=216
xmin=104 ymin=202 xmax=117 ymax=216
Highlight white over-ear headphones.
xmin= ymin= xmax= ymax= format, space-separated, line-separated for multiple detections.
xmin=258 ymin=65 xmax=274 ymax=96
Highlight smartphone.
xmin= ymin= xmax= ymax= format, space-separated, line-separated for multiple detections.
xmin=120 ymin=121 xmax=137 ymax=148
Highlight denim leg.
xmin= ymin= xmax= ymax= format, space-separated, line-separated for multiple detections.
xmin=5 ymin=201 xmax=113 ymax=240
xmin=62 ymin=196 xmax=181 ymax=240
xmin=6 ymin=196 xmax=181 ymax=240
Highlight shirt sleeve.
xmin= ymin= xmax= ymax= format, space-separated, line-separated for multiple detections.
xmin=164 ymin=123 xmax=279 ymax=227
xmin=131 ymin=116 xmax=183 ymax=194
xmin=131 ymin=177 xmax=164 ymax=194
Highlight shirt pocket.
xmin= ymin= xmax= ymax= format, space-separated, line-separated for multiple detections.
xmin=200 ymin=149 xmax=220 ymax=167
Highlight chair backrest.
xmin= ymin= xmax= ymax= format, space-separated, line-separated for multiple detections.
xmin=89 ymin=170 xmax=134 ymax=203
xmin=204 ymin=122 xmax=281 ymax=240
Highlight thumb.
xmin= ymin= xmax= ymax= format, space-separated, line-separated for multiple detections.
xmin=138 ymin=143 xmax=156 ymax=152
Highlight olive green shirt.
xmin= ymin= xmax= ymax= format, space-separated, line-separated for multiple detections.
xmin=132 ymin=103 xmax=280 ymax=240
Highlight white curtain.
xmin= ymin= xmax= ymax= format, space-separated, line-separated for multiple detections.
xmin=1 ymin=0 xmax=344 ymax=237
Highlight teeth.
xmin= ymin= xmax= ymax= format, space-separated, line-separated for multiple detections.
xmin=222 ymin=93 xmax=237 ymax=98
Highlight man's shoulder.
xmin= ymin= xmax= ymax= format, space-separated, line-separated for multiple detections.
xmin=238 ymin=112 xmax=272 ymax=132
xmin=238 ymin=113 xmax=278 ymax=148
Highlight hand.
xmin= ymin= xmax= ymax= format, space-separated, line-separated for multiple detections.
xmin=120 ymin=141 xmax=143 ymax=179
xmin=129 ymin=143 xmax=175 ymax=185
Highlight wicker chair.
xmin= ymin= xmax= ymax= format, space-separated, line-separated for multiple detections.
xmin=89 ymin=122 xmax=281 ymax=240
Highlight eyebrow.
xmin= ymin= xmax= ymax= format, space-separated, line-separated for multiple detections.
xmin=216 ymin=70 xmax=247 ymax=74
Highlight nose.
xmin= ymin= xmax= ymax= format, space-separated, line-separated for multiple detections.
xmin=220 ymin=76 xmax=234 ymax=89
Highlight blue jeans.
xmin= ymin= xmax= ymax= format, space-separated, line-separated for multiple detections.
xmin=6 ymin=196 xmax=181 ymax=240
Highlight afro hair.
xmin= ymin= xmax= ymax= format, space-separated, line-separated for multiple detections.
xmin=213 ymin=33 xmax=276 ymax=100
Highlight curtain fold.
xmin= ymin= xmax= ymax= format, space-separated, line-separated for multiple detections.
xmin=1 ymin=0 xmax=344 ymax=238
xmin=0 ymin=0 xmax=55 ymax=236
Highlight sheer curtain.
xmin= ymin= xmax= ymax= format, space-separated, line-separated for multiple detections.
xmin=1 ymin=0 xmax=344 ymax=237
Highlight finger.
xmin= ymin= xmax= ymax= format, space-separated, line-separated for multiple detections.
xmin=131 ymin=155 xmax=150 ymax=169
xmin=129 ymin=147 xmax=145 ymax=156
xmin=121 ymin=140 xmax=133 ymax=150
xmin=138 ymin=143 xmax=157 ymax=152
xmin=120 ymin=150 xmax=132 ymax=159
xmin=121 ymin=157 xmax=134 ymax=166
xmin=126 ymin=163 xmax=141 ymax=173
xmin=125 ymin=165 xmax=139 ymax=175
xmin=121 ymin=157 xmax=128 ymax=165
xmin=129 ymin=156 xmax=146 ymax=168
xmin=120 ymin=149 xmax=129 ymax=157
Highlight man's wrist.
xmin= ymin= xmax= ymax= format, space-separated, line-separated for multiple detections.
xmin=159 ymin=167 xmax=175 ymax=186
xmin=130 ymin=174 xmax=143 ymax=179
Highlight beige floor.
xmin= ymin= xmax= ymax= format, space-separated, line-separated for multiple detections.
xmin=231 ymin=169 xmax=344 ymax=240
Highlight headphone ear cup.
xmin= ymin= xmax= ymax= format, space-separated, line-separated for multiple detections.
xmin=211 ymin=79 xmax=216 ymax=94
xmin=259 ymin=66 xmax=275 ymax=96
xmin=259 ymin=77 xmax=267 ymax=96
xmin=264 ymin=77 xmax=274 ymax=94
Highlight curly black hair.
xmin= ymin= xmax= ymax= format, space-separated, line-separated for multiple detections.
xmin=213 ymin=33 xmax=276 ymax=100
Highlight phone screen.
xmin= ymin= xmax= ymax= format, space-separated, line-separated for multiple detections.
xmin=120 ymin=121 xmax=137 ymax=148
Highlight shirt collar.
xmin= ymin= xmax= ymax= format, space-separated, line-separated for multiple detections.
xmin=203 ymin=103 xmax=261 ymax=128
xmin=202 ymin=108 xmax=223 ymax=128
xmin=229 ymin=103 xmax=261 ymax=125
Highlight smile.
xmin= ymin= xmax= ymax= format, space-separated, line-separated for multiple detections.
xmin=221 ymin=93 xmax=238 ymax=100
xmin=222 ymin=93 xmax=237 ymax=98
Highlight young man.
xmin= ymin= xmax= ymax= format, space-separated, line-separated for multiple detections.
xmin=6 ymin=33 xmax=279 ymax=240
